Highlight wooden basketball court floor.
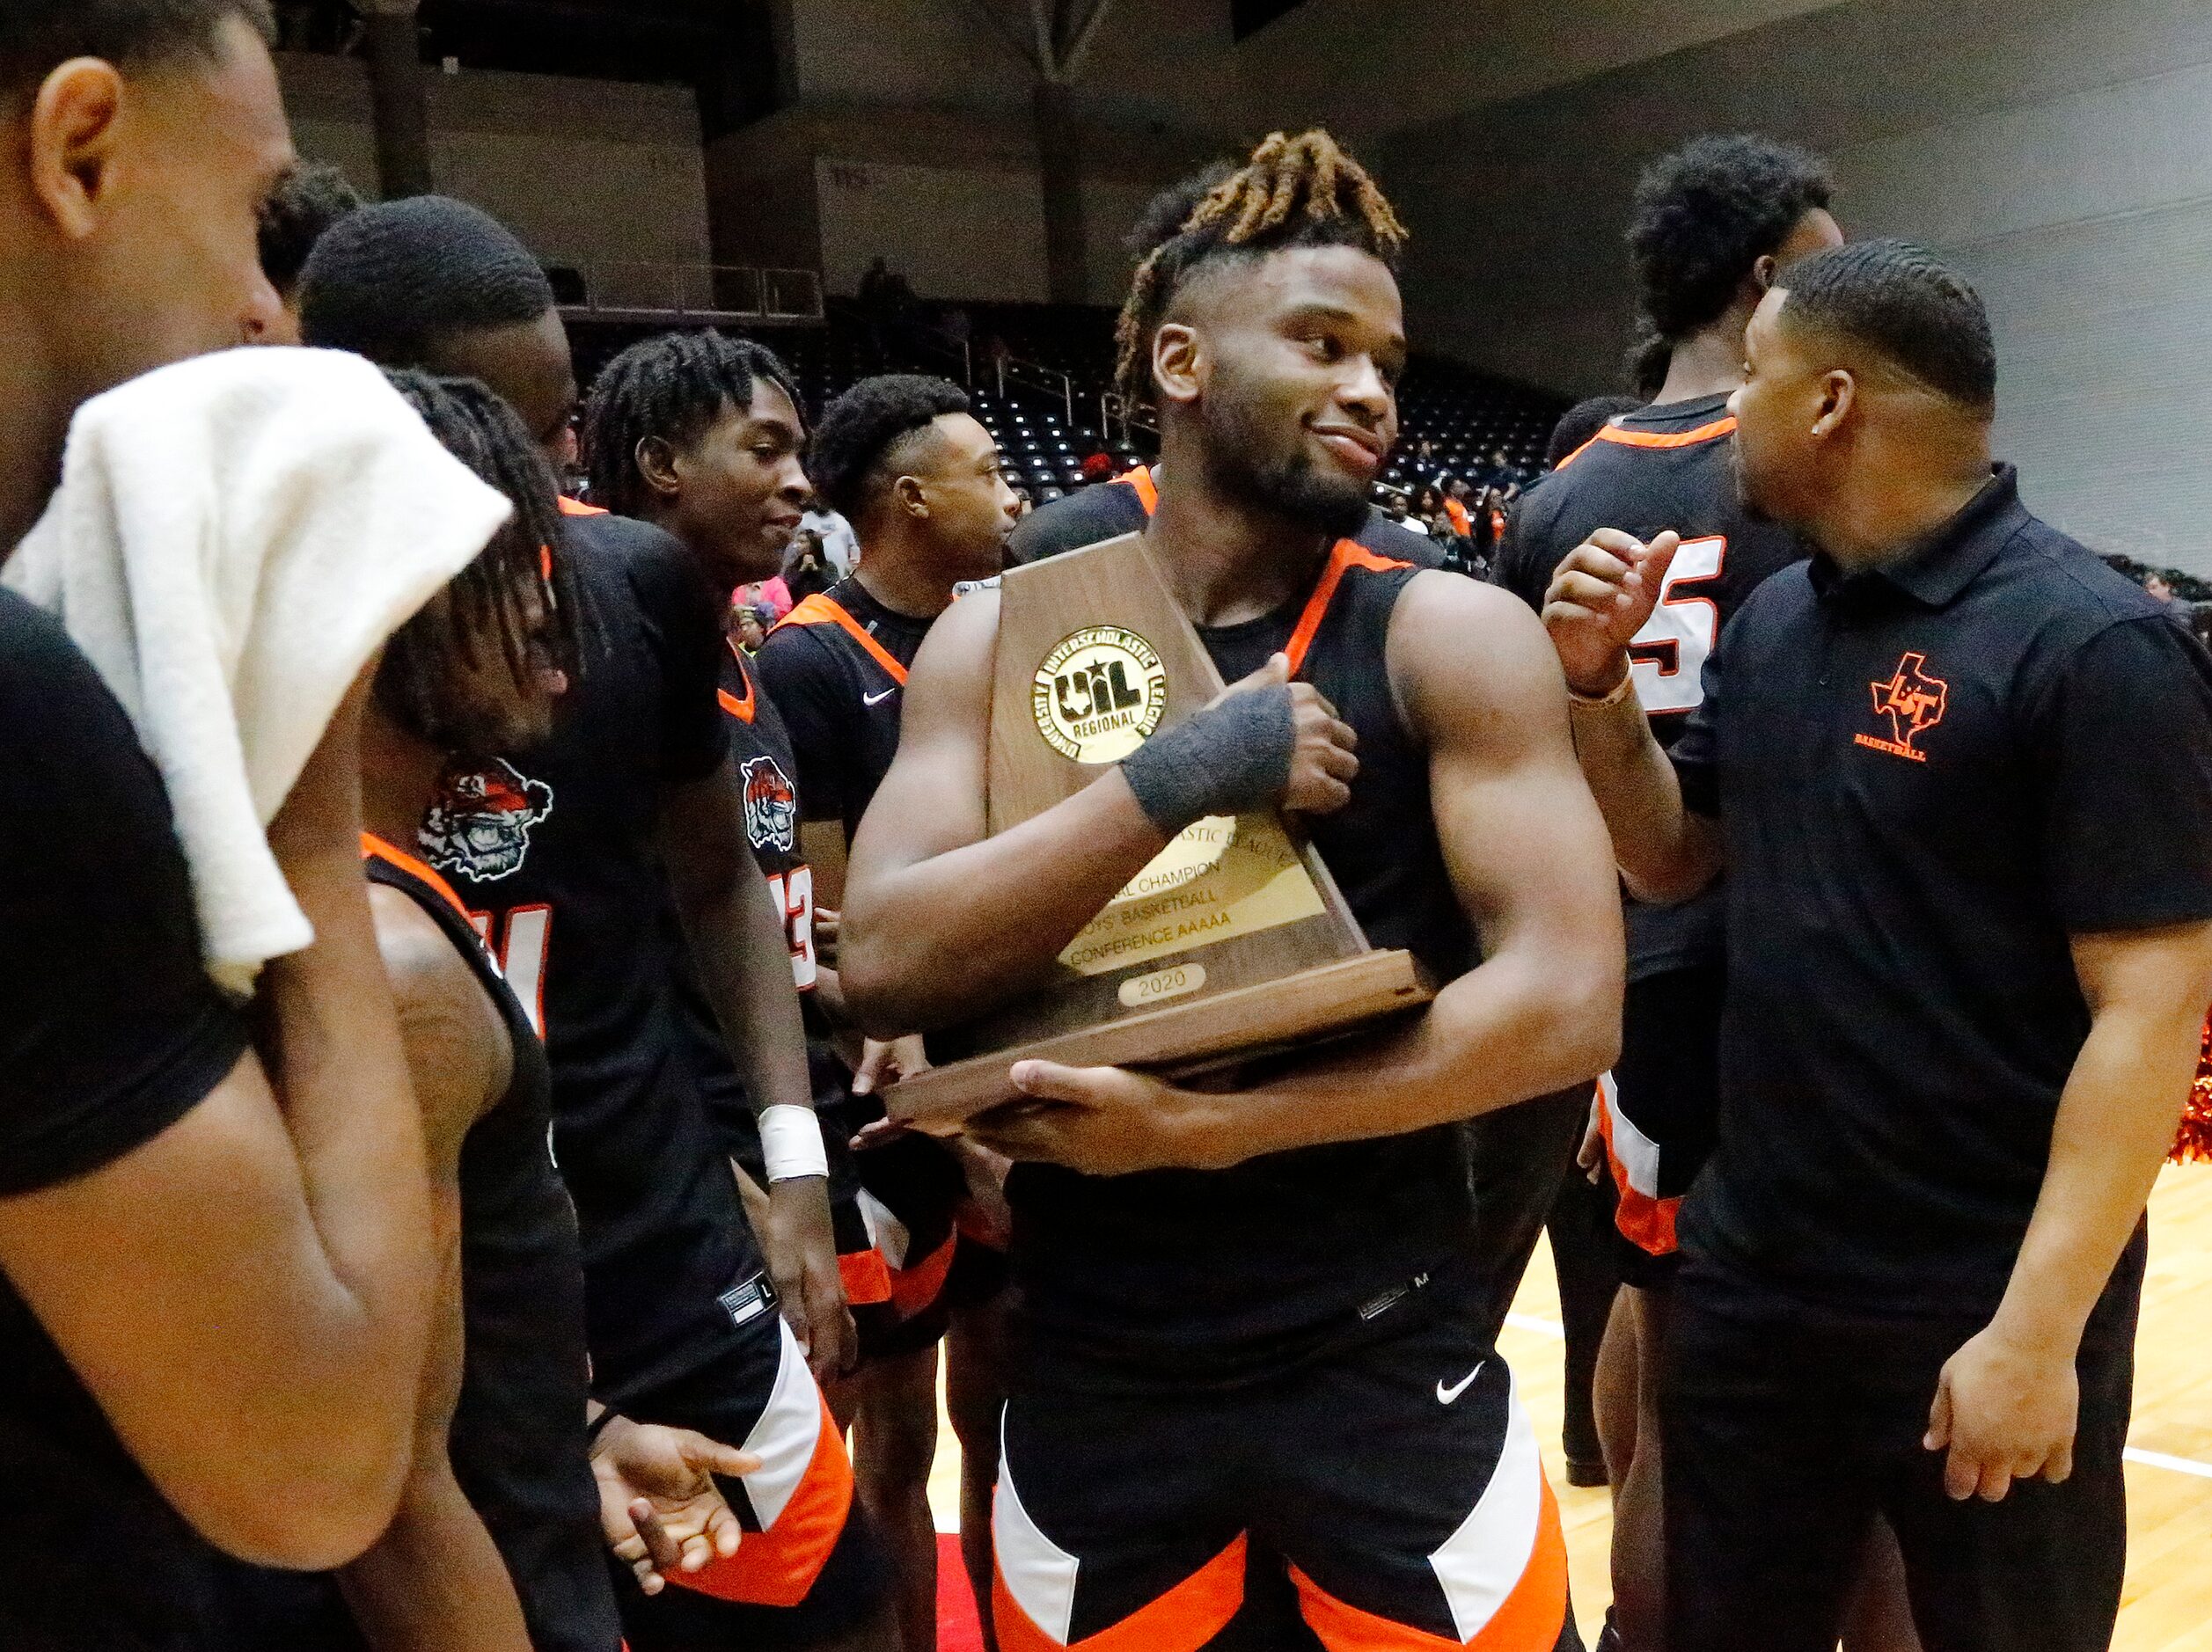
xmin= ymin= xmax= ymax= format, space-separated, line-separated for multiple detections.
xmin=927 ymin=1163 xmax=2212 ymax=1648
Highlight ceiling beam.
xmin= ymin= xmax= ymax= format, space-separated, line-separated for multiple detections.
xmin=1056 ymin=0 xmax=1118 ymax=82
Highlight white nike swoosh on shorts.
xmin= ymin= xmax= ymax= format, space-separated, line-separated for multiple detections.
xmin=864 ymin=688 xmax=897 ymax=706
xmin=1437 ymin=1361 xmax=1485 ymax=1405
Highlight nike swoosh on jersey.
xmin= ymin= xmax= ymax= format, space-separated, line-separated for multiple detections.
xmin=1436 ymin=1361 xmax=1485 ymax=1406
xmin=863 ymin=688 xmax=898 ymax=706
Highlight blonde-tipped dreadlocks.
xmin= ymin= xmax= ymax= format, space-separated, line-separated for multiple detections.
xmin=1114 ymin=129 xmax=1410 ymax=404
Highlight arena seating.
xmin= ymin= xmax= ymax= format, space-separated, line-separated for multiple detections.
xmin=568 ymin=299 xmax=1570 ymax=503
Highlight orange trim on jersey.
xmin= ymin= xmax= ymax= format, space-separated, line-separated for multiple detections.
xmin=838 ymin=1246 xmax=894 ymax=1308
xmin=360 ymin=832 xmax=472 ymax=925
xmin=719 ymin=640 xmax=759 ymax=723
xmin=1283 ymin=539 xmax=1412 ymax=679
xmin=772 ymin=593 xmax=910 ymax=686
xmin=887 ymin=1229 xmax=957 ymax=1320
xmin=1596 ymin=1089 xmax=1680 ymax=1257
xmin=1117 ymin=464 xmax=1160 ymax=516
xmin=1288 ymin=1475 xmax=1570 ymax=1650
xmin=1556 ymin=415 xmax=1738 ymax=472
xmin=995 ymin=1532 xmax=1246 ymax=1652
xmin=557 ymin=495 xmax=607 ymax=516
xmin=675 ymin=1393 xmax=854 ymax=1609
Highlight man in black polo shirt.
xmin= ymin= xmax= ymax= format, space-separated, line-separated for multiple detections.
xmin=1543 ymin=238 xmax=2212 ymax=1651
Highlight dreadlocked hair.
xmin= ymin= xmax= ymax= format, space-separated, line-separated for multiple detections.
xmin=1114 ymin=129 xmax=1409 ymax=404
xmin=377 ymin=370 xmax=586 ymax=745
xmin=582 ymin=330 xmax=805 ymax=522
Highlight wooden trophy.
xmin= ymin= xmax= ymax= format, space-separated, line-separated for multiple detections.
xmin=887 ymin=531 xmax=1432 ymax=1128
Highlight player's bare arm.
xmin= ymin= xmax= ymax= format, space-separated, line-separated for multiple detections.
xmin=663 ymin=763 xmax=855 ymax=1378
xmin=338 ymin=888 xmax=532 ymax=1651
xmin=1926 ymin=917 xmax=2212 ymax=1502
xmin=1542 ymin=527 xmax=1725 ymax=903
xmin=972 ymin=574 xmax=1624 ymax=1175
xmin=840 ymin=589 xmax=1360 ymax=1036
xmin=0 ymin=679 xmax=436 ymax=1570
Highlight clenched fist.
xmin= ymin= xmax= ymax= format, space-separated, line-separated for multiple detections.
xmin=1213 ymin=651 xmax=1359 ymax=815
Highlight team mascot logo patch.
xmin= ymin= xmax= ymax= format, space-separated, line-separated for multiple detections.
xmin=421 ymin=760 xmax=555 ymax=881
xmin=741 ymin=756 xmax=799 ymax=856
xmin=1032 ymin=625 xmax=1168 ymax=764
xmin=1856 ymin=652 xmax=1949 ymax=764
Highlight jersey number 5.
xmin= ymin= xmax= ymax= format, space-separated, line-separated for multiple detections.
xmin=1628 ymin=535 xmax=1726 ymax=714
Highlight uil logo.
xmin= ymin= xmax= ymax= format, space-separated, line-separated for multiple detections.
xmin=1032 ymin=625 xmax=1168 ymax=764
xmin=741 ymin=756 xmax=798 ymax=856
xmin=421 ymin=760 xmax=555 ymax=881
xmin=1856 ymin=652 xmax=1949 ymax=764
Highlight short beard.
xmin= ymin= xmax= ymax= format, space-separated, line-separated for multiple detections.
xmin=1202 ymin=392 xmax=1371 ymax=541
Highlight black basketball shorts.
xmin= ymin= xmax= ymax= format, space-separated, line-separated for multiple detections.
xmin=992 ymin=1298 xmax=1574 ymax=1651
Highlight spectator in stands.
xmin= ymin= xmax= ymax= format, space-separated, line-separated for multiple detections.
xmin=741 ymin=571 xmax=794 ymax=619
xmin=783 ymin=529 xmax=834 ymax=605
xmin=731 ymin=604 xmax=769 ymax=655
xmin=859 ymin=256 xmax=896 ymax=312
xmin=1384 ymin=493 xmax=1414 ymax=527
xmin=1414 ymin=481 xmax=1445 ymax=524
xmin=1445 ymin=476 xmax=1476 ymax=537
xmin=1079 ymin=447 xmax=1117 ymax=484
xmin=2146 ymin=572 xmax=2194 ymax=622
xmin=799 ymin=496 xmax=859 ymax=575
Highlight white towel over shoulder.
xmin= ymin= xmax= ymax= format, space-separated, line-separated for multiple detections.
xmin=4 ymin=347 xmax=513 ymax=994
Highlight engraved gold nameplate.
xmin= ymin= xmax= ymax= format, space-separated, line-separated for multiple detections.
xmin=1059 ymin=815 xmax=1325 ymax=976
xmin=1117 ymin=961 xmax=1206 ymax=1008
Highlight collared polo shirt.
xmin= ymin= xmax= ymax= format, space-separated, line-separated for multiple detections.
xmin=1670 ymin=464 xmax=2212 ymax=1316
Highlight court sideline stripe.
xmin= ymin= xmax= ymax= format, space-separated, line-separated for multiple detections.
xmin=1498 ymin=1312 xmax=2212 ymax=1480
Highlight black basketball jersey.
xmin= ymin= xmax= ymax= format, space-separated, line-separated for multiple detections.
xmin=1009 ymin=540 xmax=1480 ymax=1393
xmin=1495 ymin=394 xmax=1805 ymax=979
xmin=363 ymin=837 xmax=621 ymax=1652
xmin=1008 ymin=464 xmax=1442 ymax=570
xmin=670 ymin=642 xmax=836 ymax=1171
xmin=421 ymin=506 xmax=780 ymax=1413
xmin=753 ymin=576 xmax=934 ymax=844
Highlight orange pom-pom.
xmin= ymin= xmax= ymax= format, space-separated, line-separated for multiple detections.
xmin=2172 ymin=1012 xmax=2212 ymax=1165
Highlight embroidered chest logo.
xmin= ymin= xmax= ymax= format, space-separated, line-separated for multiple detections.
xmin=741 ymin=755 xmax=799 ymax=856
xmin=1857 ymin=652 xmax=1949 ymax=763
xmin=421 ymin=759 xmax=555 ymax=881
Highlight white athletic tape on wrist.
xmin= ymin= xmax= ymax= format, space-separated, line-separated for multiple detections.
xmin=759 ymin=1105 xmax=828 ymax=1181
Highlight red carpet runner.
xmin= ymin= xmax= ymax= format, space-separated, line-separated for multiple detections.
xmin=937 ymin=1532 xmax=985 ymax=1652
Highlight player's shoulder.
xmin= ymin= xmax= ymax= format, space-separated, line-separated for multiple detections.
xmin=367 ymin=881 xmax=481 ymax=1012
xmin=1008 ymin=480 xmax=1149 ymax=563
xmin=1388 ymin=570 xmax=1568 ymax=734
xmin=1356 ymin=508 xmax=1441 ymax=567
xmin=0 ymin=588 xmax=168 ymax=801
xmin=755 ymin=596 xmax=852 ymax=691
xmin=367 ymin=881 xmax=510 ymax=1134
xmin=562 ymin=508 xmax=714 ymax=619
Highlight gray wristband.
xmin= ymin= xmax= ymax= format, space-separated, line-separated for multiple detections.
xmin=1121 ymin=683 xmax=1293 ymax=836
